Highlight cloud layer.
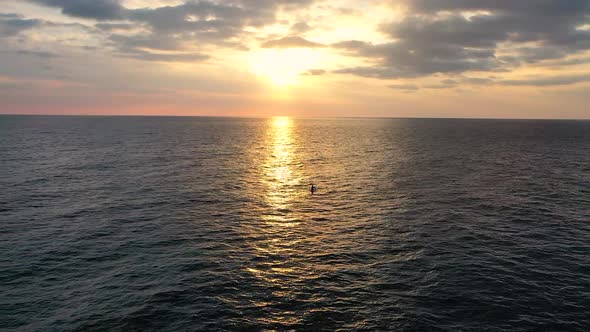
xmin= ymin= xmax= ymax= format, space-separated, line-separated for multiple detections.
xmin=31 ymin=0 xmax=124 ymax=20
xmin=0 ymin=0 xmax=589 ymax=117
xmin=0 ymin=13 xmax=42 ymax=37
xmin=335 ymin=0 xmax=590 ymax=78
xmin=16 ymin=0 xmax=590 ymax=77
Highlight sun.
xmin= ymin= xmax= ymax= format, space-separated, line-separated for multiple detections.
xmin=248 ymin=48 xmax=324 ymax=87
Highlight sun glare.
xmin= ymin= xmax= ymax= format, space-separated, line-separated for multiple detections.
xmin=273 ymin=116 xmax=291 ymax=128
xmin=248 ymin=48 xmax=323 ymax=87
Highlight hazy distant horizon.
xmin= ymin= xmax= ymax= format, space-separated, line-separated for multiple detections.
xmin=1 ymin=113 xmax=589 ymax=121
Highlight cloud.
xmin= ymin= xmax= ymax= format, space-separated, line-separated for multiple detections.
xmin=290 ymin=21 xmax=312 ymax=34
xmin=106 ymin=33 xmax=210 ymax=62
xmin=463 ymin=77 xmax=494 ymax=85
xmin=334 ymin=66 xmax=407 ymax=79
xmin=0 ymin=13 xmax=42 ymax=37
xmin=500 ymin=74 xmax=590 ymax=87
xmin=422 ymin=84 xmax=453 ymax=89
xmin=417 ymin=74 xmax=590 ymax=88
xmin=371 ymin=73 xmax=589 ymax=90
xmin=108 ymin=33 xmax=182 ymax=51
xmin=304 ymin=69 xmax=326 ymax=76
xmin=116 ymin=49 xmax=210 ymax=62
xmin=331 ymin=40 xmax=368 ymax=50
xmin=21 ymin=0 xmax=318 ymax=62
xmin=99 ymin=1 xmax=277 ymax=61
xmin=388 ymin=83 xmax=419 ymax=90
xmin=261 ymin=36 xmax=324 ymax=48
xmin=15 ymin=49 xmax=59 ymax=58
xmin=47 ymin=0 xmax=316 ymax=61
xmin=125 ymin=2 xmax=251 ymax=39
xmin=537 ymin=55 xmax=590 ymax=67
xmin=334 ymin=0 xmax=590 ymax=79
xmin=29 ymin=0 xmax=124 ymax=20
xmin=334 ymin=39 xmax=498 ymax=78
xmin=95 ymin=23 xmax=135 ymax=31
xmin=406 ymin=0 xmax=590 ymax=16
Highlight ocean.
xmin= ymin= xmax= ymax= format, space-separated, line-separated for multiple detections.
xmin=1 ymin=115 xmax=589 ymax=331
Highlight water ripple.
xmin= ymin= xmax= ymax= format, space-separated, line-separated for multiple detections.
xmin=1 ymin=116 xmax=589 ymax=331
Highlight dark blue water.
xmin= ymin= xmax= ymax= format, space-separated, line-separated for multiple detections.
xmin=1 ymin=116 xmax=589 ymax=331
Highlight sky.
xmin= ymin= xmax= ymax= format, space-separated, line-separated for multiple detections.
xmin=0 ymin=0 xmax=589 ymax=118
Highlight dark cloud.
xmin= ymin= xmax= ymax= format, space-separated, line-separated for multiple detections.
xmin=500 ymin=74 xmax=590 ymax=86
xmin=290 ymin=21 xmax=312 ymax=34
xmin=54 ymin=0 xmax=314 ymax=61
xmin=116 ymin=49 xmax=210 ymax=62
xmin=22 ymin=0 xmax=318 ymax=62
xmin=334 ymin=39 xmax=499 ymax=78
xmin=106 ymin=32 xmax=210 ymax=62
xmin=21 ymin=0 xmax=590 ymax=72
xmin=261 ymin=36 xmax=324 ymax=48
xmin=123 ymin=1 xmax=312 ymax=45
xmin=441 ymin=79 xmax=458 ymax=85
xmin=540 ymin=56 xmax=590 ymax=67
xmin=89 ymin=0 xmax=288 ymax=61
xmin=418 ymin=77 xmax=495 ymax=89
xmin=335 ymin=0 xmax=590 ymax=79
xmin=463 ymin=77 xmax=494 ymax=85
xmin=30 ymin=0 xmax=314 ymax=29
xmin=0 ymin=13 xmax=42 ymax=37
xmin=109 ymin=33 xmax=181 ymax=51
xmin=406 ymin=0 xmax=590 ymax=16
xmin=30 ymin=0 xmax=124 ymax=20
xmin=125 ymin=2 xmax=248 ymax=39
xmin=331 ymin=40 xmax=368 ymax=50
xmin=304 ymin=69 xmax=326 ymax=75
xmin=422 ymin=74 xmax=590 ymax=88
xmin=388 ymin=83 xmax=419 ymax=90
xmin=334 ymin=66 xmax=408 ymax=79
xmin=15 ymin=49 xmax=59 ymax=58
xmin=95 ymin=23 xmax=135 ymax=31
xmin=422 ymin=83 xmax=453 ymax=89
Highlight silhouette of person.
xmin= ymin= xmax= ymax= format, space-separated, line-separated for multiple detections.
xmin=310 ymin=184 xmax=317 ymax=194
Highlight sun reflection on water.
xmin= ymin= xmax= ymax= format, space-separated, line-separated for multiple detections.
xmin=238 ymin=117 xmax=401 ymax=328
xmin=262 ymin=117 xmax=304 ymax=222
xmin=242 ymin=117 xmax=313 ymax=327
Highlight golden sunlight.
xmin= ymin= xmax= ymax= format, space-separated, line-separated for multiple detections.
xmin=261 ymin=116 xmax=303 ymax=218
xmin=248 ymin=49 xmax=324 ymax=87
xmin=273 ymin=116 xmax=291 ymax=128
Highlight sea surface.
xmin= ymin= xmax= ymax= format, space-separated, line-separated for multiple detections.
xmin=1 ymin=115 xmax=590 ymax=331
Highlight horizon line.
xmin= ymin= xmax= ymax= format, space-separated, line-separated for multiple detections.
xmin=1 ymin=113 xmax=589 ymax=121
